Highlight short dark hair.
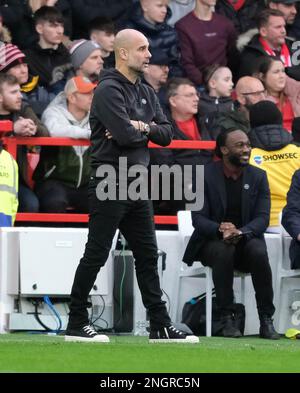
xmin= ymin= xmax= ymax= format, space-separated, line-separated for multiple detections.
xmin=257 ymin=9 xmax=285 ymax=29
xmin=34 ymin=6 xmax=64 ymax=26
xmin=166 ymin=77 xmax=196 ymax=101
xmin=89 ymin=17 xmax=115 ymax=35
xmin=0 ymin=73 xmax=18 ymax=92
xmin=253 ymin=55 xmax=283 ymax=80
xmin=215 ymin=128 xmax=248 ymax=158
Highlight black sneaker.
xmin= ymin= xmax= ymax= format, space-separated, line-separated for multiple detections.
xmin=259 ymin=317 xmax=280 ymax=340
xmin=149 ymin=325 xmax=199 ymax=343
xmin=65 ymin=325 xmax=110 ymax=343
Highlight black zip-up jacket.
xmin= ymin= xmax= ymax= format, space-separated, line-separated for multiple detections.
xmin=90 ymin=69 xmax=173 ymax=170
xmin=215 ymin=0 xmax=266 ymax=34
xmin=249 ymin=124 xmax=293 ymax=151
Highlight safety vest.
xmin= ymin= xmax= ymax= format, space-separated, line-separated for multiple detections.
xmin=250 ymin=144 xmax=300 ymax=226
xmin=0 ymin=149 xmax=18 ymax=227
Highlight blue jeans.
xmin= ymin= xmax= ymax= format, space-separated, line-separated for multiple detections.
xmin=18 ymin=183 xmax=39 ymax=212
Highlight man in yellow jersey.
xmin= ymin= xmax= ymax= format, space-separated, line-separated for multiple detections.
xmin=249 ymin=100 xmax=300 ymax=229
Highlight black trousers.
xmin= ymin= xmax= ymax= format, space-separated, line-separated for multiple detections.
xmin=35 ymin=179 xmax=89 ymax=213
xmin=198 ymin=238 xmax=275 ymax=317
xmin=68 ymin=177 xmax=171 ymax=330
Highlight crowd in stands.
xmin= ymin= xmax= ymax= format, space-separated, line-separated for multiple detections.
xmin=1 ymin=0 xmax=300 ymax=236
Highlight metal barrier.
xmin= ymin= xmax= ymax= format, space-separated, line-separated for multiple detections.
xmin=2 ymin=136 xmax=216 ymax=226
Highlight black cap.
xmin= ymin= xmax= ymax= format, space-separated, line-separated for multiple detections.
xmin=249 ymin=100 xmax=283 ymax=128
xmin=149 ymin=49 xmax=170 ymax=66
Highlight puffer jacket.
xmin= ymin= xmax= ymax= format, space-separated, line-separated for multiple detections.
xmin=215 ymin=0 xmax=266 ymax=34
xmin=121 ymin=2 xmax=182 ymax=77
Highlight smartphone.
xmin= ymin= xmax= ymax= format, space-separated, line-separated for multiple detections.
xmin=223 ymin=231 xmax=252 ymax=242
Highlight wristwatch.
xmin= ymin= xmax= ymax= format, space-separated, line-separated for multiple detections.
xmin=143 ymin=123 xmax=150 ymax=136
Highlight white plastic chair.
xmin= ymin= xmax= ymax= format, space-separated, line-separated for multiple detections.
xmin=274 ymin=213 xmax=300 ymax=329
xmin=176 ymin=210 xmax=248 ymax=337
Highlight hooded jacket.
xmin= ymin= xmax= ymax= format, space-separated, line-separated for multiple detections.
xmin=33 ymin=92 xmax=91 ymax=188
xmin=90 ymin=68 xmax=173 ymax=170
xmin=249 ymin=123 xmax=300 ymax=226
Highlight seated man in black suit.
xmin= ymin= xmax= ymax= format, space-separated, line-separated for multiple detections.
xmin=282 ymin=169 xmax=300 ymax=269
xmin=183 ymin=128 xmax=280 ymax=339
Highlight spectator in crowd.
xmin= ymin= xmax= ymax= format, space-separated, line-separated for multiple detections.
xmin=0 ymin=9 xmax=11 ymax=43
xmin=70 ymin=0 xmax=132 ymax=39
xmin=69 ymin=39 xmax=103 ymax=83
xmin=0 ymin=42 xmax=59 ymax=117
xmin=239 ymin=9 xmax=300 ymax=81
xmin=288 ymin=1 xmax=300 ymax=40
xmin=0 ymin=73 xmax=48 ymax=212
xmin=254 ymin=56 xmax=300 ymax=132
xmin=235 ymin=76 xmax=267 ymax=119
xmin=0 ymin=0 xmax=72 ymax=50
xmin=23 ymin=6 xmax=72 ymax=98
xmin=122 ymin=0 xmax=182 ymax=77
xmin=89 ymin=17 xmax=116 ymax=69
xmin=268 ymin=0 xmax=300 ymax=38
xmin=249 ymin=100 xmax=300 ymax=229
xmin=33 ymin=76 xmax=95 ymax=213
xmin=175 ymin=0 xmax=238 ymax=86
xmin=143 ymin=48 xmax=170 ymax=109
xmin=0 ymin=125 xmax=18 ymax=227
xmin=215 ymin=0 xmax=266 ymax=35
xmin=282 ymin=169 xmax=300 ymax=269
xmin=168 ymin=0 xmax=196 ymax=27
xmin=199 ymin=64 xmax=234 ymax=117
xmin=200 ymin=76 xmax=266 ymax=137
xmin=183 ymin=128 xmax=280 ymax=339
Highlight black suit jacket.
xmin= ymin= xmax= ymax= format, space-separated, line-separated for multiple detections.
xmin=282 ymin=169 xmax=300 ymax=269
xmin=183 ymin=161 xmax=271 ymax=265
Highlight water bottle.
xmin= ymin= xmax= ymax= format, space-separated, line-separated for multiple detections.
xmin=134 ymin=320 xmax=149 ymax=336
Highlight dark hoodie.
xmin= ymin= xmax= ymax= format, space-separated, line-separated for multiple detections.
xmin=249 ymin=124 xmax=293 ymax=151
xmin=198 ymin=91 xmax=234 ymax=117
xmin=90 ymin=69 xmax=173 ymax=170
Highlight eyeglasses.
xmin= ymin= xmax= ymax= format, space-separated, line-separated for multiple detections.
xmin=173 ymin=92 xmax=200 ymax=99
xmin=241 ymin=90 xmax=266 ymax=97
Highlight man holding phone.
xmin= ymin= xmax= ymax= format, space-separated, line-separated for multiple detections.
xmin=183 ymin=128 xmax=279 ymax=339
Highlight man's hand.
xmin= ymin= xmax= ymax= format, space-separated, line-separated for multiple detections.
xmin=223 ymin=228 xmax=243 ymax=244
xmin=297 ymin=233 xmax=300 ymax=242
xmin=130 ymin=120 xmax=140 ymax=130
xmin=14 ymin=117 xmax=37 ymax=136
xmin=219 ymin=222 xmax=237 ymax=233
xmin=105 ymin=130 xmax=113 ymax=139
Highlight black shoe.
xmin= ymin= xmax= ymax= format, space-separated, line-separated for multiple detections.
xmin=259 ymin=317 xmax=280 ymax=340
xmin=221 ymin=315 xmax=243 ymax=338
xmin=65 ymin=325 xmax=110 ymax=343
xmin=149 ymin=325 xmax=199 ymax=343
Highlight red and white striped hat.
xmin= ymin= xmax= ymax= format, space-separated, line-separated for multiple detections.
xmin=0 ymin=43 xmax=26 ymax=72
